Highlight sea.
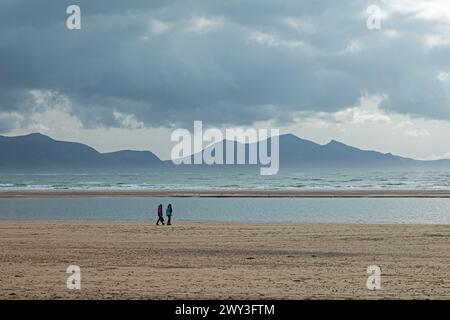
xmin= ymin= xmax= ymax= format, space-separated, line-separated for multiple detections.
xmin=2 ymin=169 xmax=450 ymax=223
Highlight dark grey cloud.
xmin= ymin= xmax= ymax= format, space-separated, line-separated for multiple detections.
xmin=1 ymin=0 xmax=450 ymax=132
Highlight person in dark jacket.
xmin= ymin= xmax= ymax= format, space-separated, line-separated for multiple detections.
xmin=156 ymin=204 xmax=165 ymax=225
xmin=166 ymin=204 xmax=173 ymax=225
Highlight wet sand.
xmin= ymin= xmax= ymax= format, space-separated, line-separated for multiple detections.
xmin=1 ymin=221 xmax=450 ymax=299
xmin=2 ymin=189 xmax=450 ymax=198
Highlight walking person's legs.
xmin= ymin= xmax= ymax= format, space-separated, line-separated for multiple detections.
xmin=156 ymin=216 xmax=165 ymax=225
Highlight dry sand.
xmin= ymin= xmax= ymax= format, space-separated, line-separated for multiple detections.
xmin=1 ymin=221 xmax=450 ymax=299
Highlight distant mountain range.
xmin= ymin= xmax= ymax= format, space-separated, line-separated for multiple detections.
xmin=0 ymin=132 xmax=449 ymax=172
xmin=0 ymin=133 xmax=161 ymax=171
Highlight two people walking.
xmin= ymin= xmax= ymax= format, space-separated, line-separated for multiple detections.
xmin=156 ymin=203 xmax=173 ymax=225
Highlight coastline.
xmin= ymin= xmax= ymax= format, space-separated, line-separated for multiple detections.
xmin=2 ymin=188 xmax=450 ymax=198
xmin=1 ymin=220 xmax=450 ymax=299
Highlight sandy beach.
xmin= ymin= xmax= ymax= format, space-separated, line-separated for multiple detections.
xmin=2 ymin=189 xmax=450 ymax=198
xmin=1 ymin=221 xmax=450 ymax=299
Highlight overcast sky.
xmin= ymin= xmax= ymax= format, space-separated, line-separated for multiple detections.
xmin=1 ymin=0 xmax=450 ymax=160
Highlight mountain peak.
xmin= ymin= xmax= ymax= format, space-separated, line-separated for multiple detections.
xmin=279 ymin=133 xmax=317 ymax=145
xmin=0 ymin=132 xmax=53 ymax=141
xmin=326 ymin=139 xmax=349 ymax=147
xmin=21 ymin=132 xmax=53 ymax=140
xmin=280 ymin=133 xmax=297 ymax=139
